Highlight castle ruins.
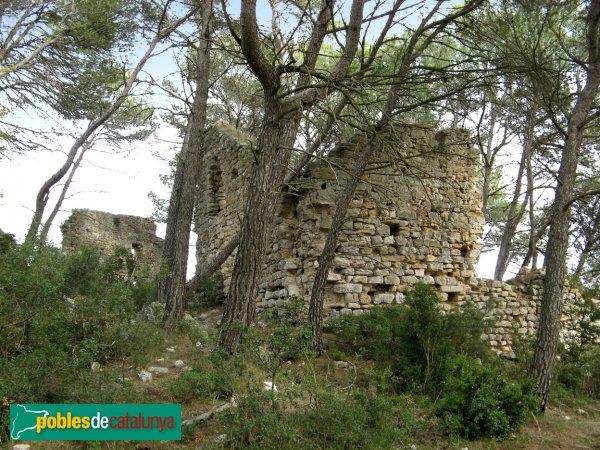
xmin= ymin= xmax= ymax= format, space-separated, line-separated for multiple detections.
xmin=61 ymin=209 xmax=163 ymax=279
xmin=59 ymin=123 xmax=587 ymax=357
xmin=195 ymin=123 xmax=585 ymax=356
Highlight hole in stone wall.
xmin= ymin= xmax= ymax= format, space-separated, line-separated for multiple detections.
xmin=113 ymin=217 xmax=121 ymax=227
xmin=389 ymin=223 xmax=400 ymax=236
xmin=280 ymin=194 xmax=299 ymax=219
xmin=131 ymin=242 xmax=141 ymax=258
xmin=447 ymin=292 xmax=459 ymax=303
xmin=321 ymin=182 xmax=327 ymax=189
xmin=460 ymin=245 xmax=469 ymax=257
xmin=231 ymin=168 xmax=238 ymax=179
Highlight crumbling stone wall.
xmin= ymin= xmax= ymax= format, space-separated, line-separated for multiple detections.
xmin=194 ymin=125 xmax=254 ymax=292
xmin=465 ymin=269 xmax=585 ymax=357
xmin=195 ymin=123 xmax=586 ymax=356
xmin=61 ymin=209 xmax=163 ymax=278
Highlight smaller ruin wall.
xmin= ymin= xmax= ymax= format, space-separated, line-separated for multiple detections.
xmin=61 ymin=209 xmax=163 ymax=278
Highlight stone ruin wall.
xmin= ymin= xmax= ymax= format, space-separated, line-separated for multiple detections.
xmin=61 ymin=208 xmax=163 ymax=278
xmin=195 ymin=123 xmax=585 ymax=356
xmin=465 ymin=270 xmax=585 ymax=357
xmin=194 ymin=125 xmax=254 ymax=292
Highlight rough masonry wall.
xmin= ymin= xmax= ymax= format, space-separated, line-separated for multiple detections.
xmin=196 ymin=124 xmax=486 ymax=306
xmin=194 ymin=124 xmax=254 ymax=292
xmin=195 ymin=123 xmax=586 ymax=356
xmin=258 ymin=126 xmax=485 ymax=313
xmin=61 ymin=209 xmax=163 ymax=278
xmin=465 ymin=270 xmax=585 ymax=357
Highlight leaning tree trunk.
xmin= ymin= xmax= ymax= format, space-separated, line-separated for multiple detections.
xmin=307 ymin=0 xmax=483 ymax=352
xmin=309 ymin=136 xmax=378 ymax=352
xmin=573 ymin=204 xmax=600 ymax=278
xmin=218 ymin=101 xmax=299 ymax=353
xmin=38 ymin=141 xmax=90 ymax=244
xmin=25 ymin=8 xmax=190 ymax=243
xmin=531 ymin=0 xmax=600 ymax=412
xmin=161 ymin=0 xmax=212 ymax=330
xmin=494 ymin=115 xmax=533 ymax=280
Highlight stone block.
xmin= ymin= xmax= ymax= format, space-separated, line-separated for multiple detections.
xmin=367 ymin=276 xmax=384 ymax=284
xmin=384 ymin=275 xmax=400 ymax=285
xmin=334 ymin=283 xmax=362 ymax=293
xmin=440 ymin=285 xmax=463 ymax=293
xmin=374 ymin=293 xmax=395 ymax=304
xmin=327 ymin=272 xmax=342 ymax=281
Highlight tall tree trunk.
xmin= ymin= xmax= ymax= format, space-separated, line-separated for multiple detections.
xmin=307 ymin=0 xmax=484 ymax=352
xmin=573 ymin=205 xmax=600 ymax=278
xmin=494 ymin=110 xmax=535 ymax=280
xmin=525 ymin=146 xmax=538 ymax=270
xmin=531 ymin=0 xmax=600 ymax=412
xmin=38 ymin=140 xmax=90 ymax=244
xmin=218 ymin=102 xmax=299 ymax=352
xmin=217 ymin=0 xmax=367 ymax=353
xmin=161 ymin=0 xmax=212 ymax=329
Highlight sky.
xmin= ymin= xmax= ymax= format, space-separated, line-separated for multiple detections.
xmin=0 ymin=0 xmax=499 ymax=280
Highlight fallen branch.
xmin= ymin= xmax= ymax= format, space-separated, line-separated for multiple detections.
xmin=182 ymin=396 xmax=238 ymax=426
xmin=530 ymin=411 xmax=540 ymax=431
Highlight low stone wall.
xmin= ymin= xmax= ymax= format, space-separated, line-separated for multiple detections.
xmin=61 ymin=209 xmax=163 ymax=278
xmin=464 ymin=270 xmax=584 ymax=357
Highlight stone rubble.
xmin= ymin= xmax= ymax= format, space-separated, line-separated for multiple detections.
xmin=138 ymin=370 xmax=152 ymax=382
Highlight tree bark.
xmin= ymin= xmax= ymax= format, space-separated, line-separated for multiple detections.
xmin=525 ymin=145 xmax=538 ymax=270
xmin=218 ymin=102 xmax=299 ymax=352
xmin=309 ymin=136 xmax=378 ymax=353
xmin=161 ymin=0 xmax=213 ymax=330
xmin=308 ymin=0 xmax=485 ymax=352
xmin=38 ymin=140 xmax=90 ymax=244
xmin=217 ymin=0 xmax=367 ymax=353
xmin=531 ymin=0 xmax=600 ymax=412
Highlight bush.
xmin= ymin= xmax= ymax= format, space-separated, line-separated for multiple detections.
xmin=0 ymin=243 xmax=157 ymax=402
xmin=216 ymin=386 xmax=405 ymax=449
xmin=435 ymin=355 xmax=537 ymax=440
xmin=0 ymin=230 xmax=16 ymax=254
xmin=169 ymin=369 xmax=234 ymax=402
xmin=328 ymin=284 xmax=492 ymax=394
xmin=556 ymin=344 xmax=600 ymax=400
xmin=187 ymin=271 xmax=226 ymax=311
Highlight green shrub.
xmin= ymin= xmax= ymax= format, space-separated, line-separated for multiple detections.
xmin=187 ymin=271 xmax=226 ymax=311
xmin=328 ymin=284 xmax=492 ymax=394
xmin=435 ymin=355 xmax=537 ymax=440
xmin=131 ymin=278 xmax=158 ymax=310
xmin=216 ymin=386 xmax=405 ymax=449
xmin=550 ymin=290 xmax=600 ymax=401
xmin=169 ymin=370 xmax=234 ymax=401
xmin=556 ymin=344 xmax=600 ymax=399
xmin=0 ymin=230 xmax=16 ymax=254
xmin=0 ymin=243 xmax=158 ymax=402
xmin=298 ymin=391 xmax=403 ymax=449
